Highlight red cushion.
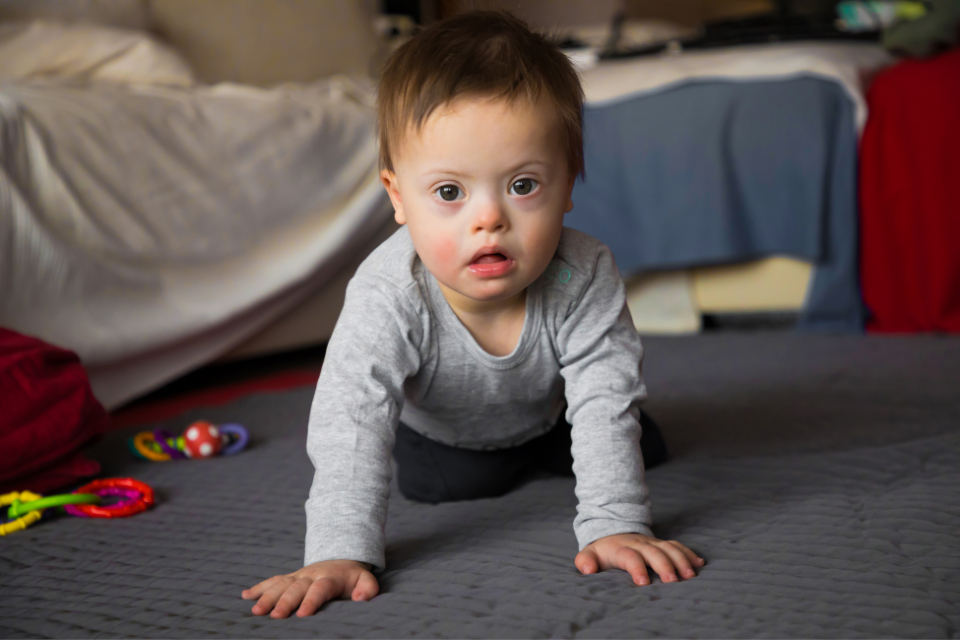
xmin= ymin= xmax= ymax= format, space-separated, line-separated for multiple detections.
xmin=0 ymin=328 xmax=108 ymax=494
xmin=860 ymin=49 xmax=960 ymax=333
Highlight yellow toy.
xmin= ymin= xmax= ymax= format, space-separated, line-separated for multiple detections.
xmin=0 ymin=491 xmax=44 ymax=536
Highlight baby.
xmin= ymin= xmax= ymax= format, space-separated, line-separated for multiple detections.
xmin=243 ymin=10 xmax=703 ymax=618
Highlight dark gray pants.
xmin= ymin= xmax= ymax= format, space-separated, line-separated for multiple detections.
xmin=393 ymin=410 xmax=668 ymax=504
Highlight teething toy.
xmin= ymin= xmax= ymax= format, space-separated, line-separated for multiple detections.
xmin=0 ymin=478 xmax=155 ymax=535
xmin=128 ymin=421 xmax=249 ymax=461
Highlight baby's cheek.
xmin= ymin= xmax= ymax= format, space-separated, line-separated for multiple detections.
xmin=431 ymin=237 xmax=459 ymax=267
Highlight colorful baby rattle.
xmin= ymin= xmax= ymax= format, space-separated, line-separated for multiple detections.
xmin=0 ymin=477 xmax=155 ymax=536
xmin=129 ymin=421 xmax=249 ymax=462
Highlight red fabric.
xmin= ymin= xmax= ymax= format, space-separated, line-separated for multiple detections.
xmin=860 ymin=49 xmax=960 ymax=333
xmin=0 ymin=328 xmax=108 ymax=493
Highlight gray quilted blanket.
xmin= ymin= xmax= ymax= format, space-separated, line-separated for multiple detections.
xmin=1 ymin=333 xmax=958 ymax=638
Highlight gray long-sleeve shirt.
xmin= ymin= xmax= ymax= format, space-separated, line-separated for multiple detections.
xmin=304 ymin=226 xmax=651 ymax=570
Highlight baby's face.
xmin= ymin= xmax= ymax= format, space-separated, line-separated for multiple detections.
xmin=381 ymin=95 xmax=574 ymax=311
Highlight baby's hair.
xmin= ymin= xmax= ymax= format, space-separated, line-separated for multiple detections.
xmin=377 ymin=10 xmax=585 ymax=179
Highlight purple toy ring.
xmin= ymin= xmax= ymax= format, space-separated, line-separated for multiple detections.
xmin=219 ymin=424 xmax=249 ymax=456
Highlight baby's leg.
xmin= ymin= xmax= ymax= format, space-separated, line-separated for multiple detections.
xmin=392 ymin=411 xmax=670 ymax=504
xmin=531 ymin=410 xmax=669 ymax=476
xmin=638 ymin=410 xmax=669 ymax=469
xmin=392 ymin=423 xmax=529 ymax=503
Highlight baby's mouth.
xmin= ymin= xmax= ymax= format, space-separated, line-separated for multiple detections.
xmin=467 ymin=249 xmax=515 ymax=277
xmin=472 ymin=253 xmax=508 ymax=265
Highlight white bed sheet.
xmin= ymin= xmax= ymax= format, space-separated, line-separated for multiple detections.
xmin=0 ymin=76 xmax=391 ymax=408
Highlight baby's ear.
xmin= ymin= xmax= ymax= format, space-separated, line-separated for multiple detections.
xmin=380 ymin=170 xmax=406 ymax=225
xmin=564 ymin=175 xmax=576 ymax=214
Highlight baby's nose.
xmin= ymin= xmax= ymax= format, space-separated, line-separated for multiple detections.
xmin=473 ymin=202 xmax=508 ymax=233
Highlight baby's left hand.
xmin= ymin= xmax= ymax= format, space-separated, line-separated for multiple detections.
xmin=575 ymin=533 xmax=705 ymax=585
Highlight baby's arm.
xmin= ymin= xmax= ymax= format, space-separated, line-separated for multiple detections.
xmin=558 ymin=246 xmax=704 ymax=583
xmin=243 ymin=275 xmax=422 ymax=616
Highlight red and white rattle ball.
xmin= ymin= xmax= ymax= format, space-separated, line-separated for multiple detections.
xmin=182 ymin=421 xmax=222 ymax=459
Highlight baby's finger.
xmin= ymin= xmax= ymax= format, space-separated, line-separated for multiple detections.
xmin=614 ymin=547 xmax=650 ymax=586
xmin=575 ymin=548 xmax=600 ymax=575
xmin=269 ymin=578 xmax=312 ymax=619
xmin=242 ymin=575 xmax=279 ymax=600
xmin=250 ymin=578 xmax=293 ymax=616
xmin=637 ymin=545 xmax=678 ymax=583
xmin=657 ymin=542 xmax=696 ymax=580
xmin=667 ymin=540 xmax=705 ymax=567
xmin=351 ymin=571 xmax=379 ymax=602
xmin=298 ymin=577 xmax=341 ymax=617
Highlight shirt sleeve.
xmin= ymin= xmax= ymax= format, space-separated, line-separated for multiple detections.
xmin=557 ymin=245 xmax=653 ymax=549
xmin=303 ymin=275 xmax=421 ymax=571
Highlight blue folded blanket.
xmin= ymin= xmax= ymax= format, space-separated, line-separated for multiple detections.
xmin=568 ymin=76 xmax=862 ymax=332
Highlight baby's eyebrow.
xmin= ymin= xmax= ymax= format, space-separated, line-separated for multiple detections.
xmin=422 ymin=160 xmax=551 ymax=179
xmin=423 ymin=168 xmax=471 ymax=179
xmin=504 ymin=160 xmax=551 ymax=174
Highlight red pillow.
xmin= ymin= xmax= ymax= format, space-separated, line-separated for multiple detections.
xmin=0 ymin=328 xmax=108 ymax=494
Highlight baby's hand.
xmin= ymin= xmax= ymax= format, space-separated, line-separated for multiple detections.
xmin=575 ymin=533 xmax=705 ymax=585
xmin=241 ymin=559 xmax=377 ymax=618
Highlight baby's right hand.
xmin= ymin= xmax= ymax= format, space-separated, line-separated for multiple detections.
xmin=241 ymin=559 xmax=378 ymax=618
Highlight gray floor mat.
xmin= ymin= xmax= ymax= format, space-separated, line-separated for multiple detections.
xmin=1 ymin=333 xmax=958 ymax=638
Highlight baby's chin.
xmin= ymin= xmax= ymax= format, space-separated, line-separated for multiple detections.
xmin=438 ymin=274 xmax=528 ymax=307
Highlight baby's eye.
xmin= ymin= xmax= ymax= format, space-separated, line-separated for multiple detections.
xmin=436 ymin=184 xmax=462 ymax=201
xmin=509 ymin=178 xmax=538 ymax=196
